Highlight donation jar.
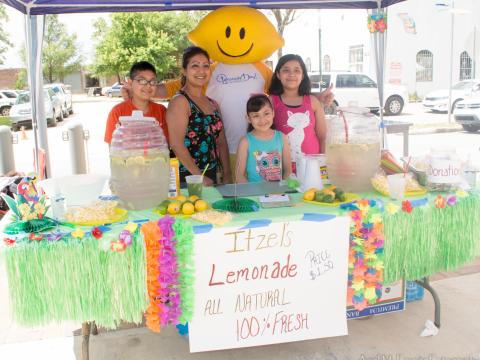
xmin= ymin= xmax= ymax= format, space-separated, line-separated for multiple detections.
xmin=325 ymin=107 xmax=381 ymax=192
xmin=110 ymin=110 xmax=170 ymax=210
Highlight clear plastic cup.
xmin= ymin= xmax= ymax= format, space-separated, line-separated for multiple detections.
xmin=186 ymin=175 xmax=203 ymax=197
xmin=387 ymin=174 xmax=406 ymax=200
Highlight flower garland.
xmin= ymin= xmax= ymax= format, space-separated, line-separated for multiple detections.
xmin=141 ymin=217 xmax=195 ymax=332
xmin=157 ymin=216 xmax=181 ymax=326
xmin=368 ymin=12 xmax=387 ymax=33
xmin=173 ymin=219 xmax=195 ymax=324
xmin=142 ymin=221 xmax=163 ymax=332
xmin=343 ymin=199 xmax=385 ymax=311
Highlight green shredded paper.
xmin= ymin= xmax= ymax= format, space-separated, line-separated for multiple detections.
xmin=3 ymin=234 xmax=147 ymax=329
xmin=383 ymin=193 xmax=480 ymax=283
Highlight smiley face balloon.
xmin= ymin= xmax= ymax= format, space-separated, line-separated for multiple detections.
xmin=188 ymin=6 xmax=284 ymax=64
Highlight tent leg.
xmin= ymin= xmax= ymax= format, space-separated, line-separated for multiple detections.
xmin=416 ymin=277 xmax=441 ymax=328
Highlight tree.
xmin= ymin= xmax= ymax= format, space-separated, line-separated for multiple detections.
xmin=15 ymin=69 xmax=28 ymax=90
xmin=42 ymin=15 xmax=83 ymax=83
xmin=91 ymin=11 xmax=205 ymax=82
xmin=0 ymin=4 xmax=12 ymax=65
xmin=271 ymin=9 xmax=298 ymax=59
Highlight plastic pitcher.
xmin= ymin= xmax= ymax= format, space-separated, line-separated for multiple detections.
xmin=325 ymin=107 xmax=381 ymax=192
xmin=301 ymin=154 xmax=324 ymax=192
xmin=296 ymin=153 xmax=307 ymax=184
xmin=110 ymin=110 xmax=170 ymax=210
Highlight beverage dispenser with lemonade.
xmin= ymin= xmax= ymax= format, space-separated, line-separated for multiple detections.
xmin=326 ymin=107 xmax=381 ymax=192
xmin=110 ymin=110 xmax=170 ymax=210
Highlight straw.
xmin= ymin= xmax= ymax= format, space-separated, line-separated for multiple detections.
xmin=404 ymin=156 xmax=411 ymax=178
xmin=201 ymin=164 xmax=209 ymax=178
xmin=338 ymin=110 xmax=349 ymax=144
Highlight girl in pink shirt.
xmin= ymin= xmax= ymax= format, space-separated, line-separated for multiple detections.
xmin=269 ymin=54 xmax=327 ymax=172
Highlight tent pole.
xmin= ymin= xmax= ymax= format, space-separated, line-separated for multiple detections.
xmin=25 ymin=14 xmax=50 ymax=178
xmin=371 ymin=6 xmax=387 ymax=150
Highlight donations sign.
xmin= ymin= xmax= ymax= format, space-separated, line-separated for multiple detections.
xmin=189 ymin=216 xmax=350 ymax=352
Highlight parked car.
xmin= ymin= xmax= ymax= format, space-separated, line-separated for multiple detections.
xmin=106 ymin=83 xmax=122 ymax=97
xmin=309 ymin=71 xmax=408 ymax=115
xmin=422 ymin=80 xmax=480 ymax=113
xmin=44 ymin=83 xmax=73 ymax=117
xmin=9 ymin=89 xmax=63 ymax=130
xmin=101 ymin=83 xmax=118 ymax=96
xmin=453 ymin=96 xmax=480 ymax=133
xmin=0 ymin=89 xmax=18 ymax=116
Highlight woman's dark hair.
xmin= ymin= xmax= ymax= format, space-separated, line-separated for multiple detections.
xmin=246 ymin=94 xmax=275 ymax=132
xmin=181 ymin=46 xmax=210 ymax=86
xmin=268 ymin=54 xmax=311 ymax=96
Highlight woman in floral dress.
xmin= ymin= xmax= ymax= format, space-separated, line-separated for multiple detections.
xmin=167 ymin=46 xmax=232 ymax=185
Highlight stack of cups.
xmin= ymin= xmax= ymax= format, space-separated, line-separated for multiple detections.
xmin=387 ymin=174 xmax=406 ymax=200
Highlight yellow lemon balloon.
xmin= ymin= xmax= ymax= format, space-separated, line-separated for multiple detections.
xmin=188 ymin=6 xmax=284 ymax=64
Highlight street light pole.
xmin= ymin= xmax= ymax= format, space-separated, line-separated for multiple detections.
xmin=473 ymin=25 xmax=477 ymax=78
xmin=318 ymin=14 xmax=323 ymax=91
xmin=447 ymin=0 xmax=455 ymax=123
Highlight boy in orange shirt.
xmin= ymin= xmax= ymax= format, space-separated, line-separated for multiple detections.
xmin=104 ymin=61 xmax=168 ymax=144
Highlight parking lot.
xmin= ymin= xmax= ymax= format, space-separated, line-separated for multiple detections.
xmin=4 ymin=96 xmax=479 ymax=178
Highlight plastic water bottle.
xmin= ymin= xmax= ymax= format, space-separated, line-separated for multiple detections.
xmin=406 ymin=281 xmax=424 ymax=302
xmin=51 ymin=187 xmax=66 ymax=220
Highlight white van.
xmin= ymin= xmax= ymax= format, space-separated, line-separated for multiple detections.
xmin=309 ymin=71 xmax=408 ymax=115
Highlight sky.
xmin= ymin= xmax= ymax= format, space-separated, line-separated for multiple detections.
xmin=0 ymin=6 xmax=374 ymax=74
xmin=1 ymin=6 xmax=108 ymax=69
xmin=0 ymin=6 xmax=341 ymax=70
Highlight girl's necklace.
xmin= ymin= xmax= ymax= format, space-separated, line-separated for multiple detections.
xmin=280 ymin=94 xmax=302 ymax=107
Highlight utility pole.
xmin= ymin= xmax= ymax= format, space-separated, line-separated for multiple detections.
xmin=473 ymin=25 xmax=477 ymax=78
xmin=318 ymin=15 xmax=323 ymax=91
xmin=447 ymin=0 xmax=455 ymax=123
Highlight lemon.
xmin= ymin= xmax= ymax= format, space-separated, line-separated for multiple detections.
xmin=194 ymin=199 xmax=208 ymax=212
xmin=303 ymin=189 xmax=316 ymax=201
xmin=167 ymin=201 xmax=181 ymax=215
xmin=176 ymin=195 xmax=187 ymax=203
xmin=182 ymin=202 xmax=195 ymax=215
xmin=188 ymin=195 xmax=199 ymax=203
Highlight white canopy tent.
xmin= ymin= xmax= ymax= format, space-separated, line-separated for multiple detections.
xmin=0 ymin=0 xmax=405 ymax=177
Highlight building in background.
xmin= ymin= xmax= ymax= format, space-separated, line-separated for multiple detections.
xmin=0 ymin=67 xmax=117 ymax=94
xmin=279 ymin=0 xmax=480 ymax=98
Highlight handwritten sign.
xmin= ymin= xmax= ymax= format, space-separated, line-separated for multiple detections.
xmin=189 ymin=217 xmax=350 ymax=352
xmin=428 ymin=157 xmax=462 ymax=184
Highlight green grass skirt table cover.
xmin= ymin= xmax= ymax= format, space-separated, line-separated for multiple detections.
xmin=3 ymin=234 xmax=148 ymax=328
xmin=1 ymin=188 xmax=480 ymax=328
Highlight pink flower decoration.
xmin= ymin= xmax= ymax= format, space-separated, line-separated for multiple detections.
xmin=447 ymin=196 xmax=457 ymax=206
xmin=376 ymin=18 xmax=387 ymax=32
xmin=111 ymin=241 xmax=126 ymax=252
xmin=119 ymin=229 xmax=133 ymax=246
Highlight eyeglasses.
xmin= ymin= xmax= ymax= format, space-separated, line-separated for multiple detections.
xmin=133 ymin=78 xmax=160 ymax=86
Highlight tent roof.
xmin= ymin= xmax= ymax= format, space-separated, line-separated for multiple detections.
xmin=1 ymin=0 xmax=406 ymax=15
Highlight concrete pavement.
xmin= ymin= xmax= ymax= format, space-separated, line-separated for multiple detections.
xmin=1 ymin=266 xmax=479 ymax=360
